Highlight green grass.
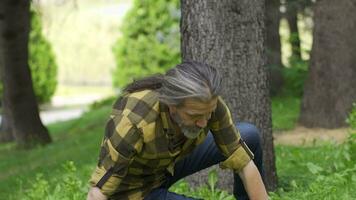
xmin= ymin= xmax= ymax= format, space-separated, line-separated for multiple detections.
xmin=0 ymin=96 xmax=355 ymax=199
xmin=272 ymin=96 xmax=300 ymax=131
xmin=0 ymin=105 xmax=111 ymax=200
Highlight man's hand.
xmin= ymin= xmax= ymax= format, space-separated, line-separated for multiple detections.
xmin=238 ymin=161 xmax=268 ymax=200
xmin=87 ymin=187 xmax=108 ymax=200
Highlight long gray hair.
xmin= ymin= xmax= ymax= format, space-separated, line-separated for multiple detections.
xmin=123 ymin=61 xmax=222 ymax=106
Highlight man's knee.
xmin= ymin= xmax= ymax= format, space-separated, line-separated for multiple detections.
xmin=235 ymin=122 xmax=261 ymax=151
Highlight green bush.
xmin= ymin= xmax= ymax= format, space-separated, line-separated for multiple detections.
xmin=112 ymin=0 xmax=181 ymax=88
xmin=28 ymin=9 xmax=58 ymax=103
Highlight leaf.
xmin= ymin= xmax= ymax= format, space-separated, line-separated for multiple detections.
xmin=306 ymin=162 xmax=323 ymax=174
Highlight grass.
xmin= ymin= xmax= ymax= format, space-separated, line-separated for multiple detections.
xmin=271 ymin=96 xmax=301 ymax=131
xmin=0 ymin=96 xmax=355 ymax=199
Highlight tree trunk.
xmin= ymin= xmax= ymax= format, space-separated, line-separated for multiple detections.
xmin=0 ymin=28 xmax=13 ymax=143
xmin=0 ymin=105 xmax=14 ymax=143
xmin=266 ymin=0 xmax=284 ymax=95
xmin=285 ymin=1 xmax=302 ymax=60
xmin=0 ymin=0 xmax=51 ymax=148
xmin=181 ymin=0 xmax=277 ymax=192
xmin=299 ymin=0 xmax=356 ymax=128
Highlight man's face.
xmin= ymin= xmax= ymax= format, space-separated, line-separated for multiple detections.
xmin=169 ymin=97 xmax=218 ymax=139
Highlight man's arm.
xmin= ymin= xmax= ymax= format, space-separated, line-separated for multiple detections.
xmin=87 ymin=187 xmax=108 ymax=200
xmin=238 ymin=161 xmax=268 ymax=200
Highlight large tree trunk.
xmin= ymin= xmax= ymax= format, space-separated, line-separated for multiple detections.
xmin=0 ymin=34 xmax=13 ymax=143
xmin=181 ymin=0 xmax=277 ymax=192
xmin=0 ymin=0 xmax=51 ymax=148
xmin=285 ymin=1 xmax=302 ymax=60
xmin=0 ymin=106 xmax=14 ymax=143
xmin=266 ymin=0 xmax=284 ymax=95
xmin=299 ymin=0 xmax=356 ymax=128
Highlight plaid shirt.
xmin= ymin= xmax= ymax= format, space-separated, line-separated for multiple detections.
xmin=89 ymin=90 xmax=254 ymax=199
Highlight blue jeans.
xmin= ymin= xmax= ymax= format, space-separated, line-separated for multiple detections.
xmin=144 ymin=122 xmax=264 ymax=200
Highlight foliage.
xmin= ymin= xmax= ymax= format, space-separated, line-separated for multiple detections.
xmin=170 ymin=170 xmax=235 ymax=200
xmin=15 ymin=161 xmax=87 ymax=200
xmin=112 ymin=0 xmax=181 ymax=88
xmin=346 ymin=103 xmax=356 ymax=129
xmin=271 ymin=133 xmax=356 ymax=200
xmin=281 ymin=57 xmax=308 ymax=97
xmin=28 ymin=9 xmax=58 ymax=103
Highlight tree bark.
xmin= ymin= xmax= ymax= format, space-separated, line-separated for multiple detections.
xmin=0 ymin=106 xmax=14 ymax=143
xmin=181 ymin=0 xmax=277 ymax=192
xmin=266 ymin=0 xmax=284 ymax=95
xmin=0 ymin=0 xmax=51 ymax=148
xmin=299 ymin=0 xmax=356 ymax=128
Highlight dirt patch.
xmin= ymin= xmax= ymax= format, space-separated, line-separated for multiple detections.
xmin=273 ymin=125 xmax=350 ymax=146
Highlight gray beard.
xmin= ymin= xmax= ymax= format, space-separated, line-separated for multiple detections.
xmin=171 ymin=113 xmax=202 ymax=139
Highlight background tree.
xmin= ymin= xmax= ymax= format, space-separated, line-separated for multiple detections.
xmin=181 ymin=0 xmax=277 ymax=192
xmin=0 ymin=0 xmax=51 ymax=147
xmin=266 ymin=0 xmax=284 ymax=95
xmin=299 ymin=0 xmax=356 ymax=128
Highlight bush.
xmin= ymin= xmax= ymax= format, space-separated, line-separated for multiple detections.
xmin=112 ymin=0 xmax=181 ymax=88
xmin=28 ymin=9 xmax=58 ymax=103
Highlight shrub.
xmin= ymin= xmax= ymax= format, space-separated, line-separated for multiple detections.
xmin=112 ymin=0 xmax=181 ymax=89
xmin=28 ymin=9 xmax=58 ymax=103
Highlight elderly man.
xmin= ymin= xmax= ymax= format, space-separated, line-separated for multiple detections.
xmin=87 ymin=61 xmax=268 ymax=200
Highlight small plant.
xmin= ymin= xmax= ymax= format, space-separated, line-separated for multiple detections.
xmin=170 ymin=170 xmax=235 ymax=200
xmin=17 ymin=161 xmax=87 ymax=200
xmin=346 ymin=102 xmax=356 ymax=129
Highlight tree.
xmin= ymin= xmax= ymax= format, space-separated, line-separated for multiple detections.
xmin=181 ymin=0 xmax=277 ymax=192
xmin=0 ymin=0 xmax=51 ymax=147
xmin=266 ymin=0 xmax=284 ymax=95
xmin=299 ymin=0 xmax=356 ymax=128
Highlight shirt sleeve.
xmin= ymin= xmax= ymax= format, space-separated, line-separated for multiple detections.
xmin=208 ymin=96 xmax=254 ymax=172
xmin=89 ymin=114 xmax=143 ymax=196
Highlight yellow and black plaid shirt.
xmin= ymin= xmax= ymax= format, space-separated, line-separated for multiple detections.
xmin=89 ymin=90 xmax=254 ymax=199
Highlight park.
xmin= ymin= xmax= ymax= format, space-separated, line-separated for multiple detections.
xmin=0 ymin=0 xmax=355 ymax=199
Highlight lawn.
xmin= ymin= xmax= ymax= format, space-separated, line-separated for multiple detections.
xmin=0 ymin=96 xmax=355 ymax=200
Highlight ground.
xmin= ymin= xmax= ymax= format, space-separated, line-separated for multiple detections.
xmin=274 ymin=125 xmax=349 ymax=146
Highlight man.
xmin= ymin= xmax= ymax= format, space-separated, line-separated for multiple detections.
xmin=87 ymin=61 xmax=268 ymax=200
